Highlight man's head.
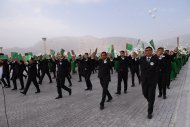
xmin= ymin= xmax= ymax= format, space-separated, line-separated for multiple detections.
xmin=101 ymin=52 xmax=107 ymax=60
xmin=78 ymin=55 xmax=82 ymax=59
xmin=131 ymin=52 xmax=138 ymax=58
xmin=84 ymin=53 xmax=89 ymax=59
xmin=120 ymin=50 xmax=125 ymax=57
xmin=145 ymin=47 xmax=153 ymax=57
xmin=164 ymin=50 xmax=170 ymax=55
xmin=157 ymin=47 xmax=164 ymax=56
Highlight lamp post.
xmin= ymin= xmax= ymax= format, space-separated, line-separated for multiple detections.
xmin=42 ymin=38 xmax=47 ymax=54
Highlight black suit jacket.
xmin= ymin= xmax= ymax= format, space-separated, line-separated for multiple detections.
xmin=114 ymin=56 xmax=130 ymax=73
xmin=98 ymin=59 xmax=112 ymax=81
xmin=56 ymin=59 xmax=69 ymax=79
xmin=139 ymin=55 xmax=159 ymax=84
xmin=129 ymin=56 xmax=140 ymax=72
xmin=27 ymin=62 xmax=37 ymax=79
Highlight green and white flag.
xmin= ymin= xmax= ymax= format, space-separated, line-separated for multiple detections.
xmin=149 ymin=40 xmax=155 ymax=50
xmin=126 ymin=43 xmax=133 ymax=51
xmin=50 ymin=49 xmax=56 ymax=56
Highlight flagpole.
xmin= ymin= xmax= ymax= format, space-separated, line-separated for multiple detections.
xmin=137 ymin=39 xmax=141 ymax=46
xmin=177 ymin=37 xmax=179 ymax=49
xmin=42 ymin=38 xmax=47 ymax=55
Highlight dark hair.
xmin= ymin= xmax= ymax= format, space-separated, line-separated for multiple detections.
xmin=120 ymin=50 xmax=125 ymax=53
xmin=31 ymin=58 xmax=34 ymax=61
xmin=145 ymin=47 xmax=153 ymax=51
xmin=157 ymin=47 xmax=164 ymax=51
xmin=101 ymin=52 xmax=107 ymax=56
xmin=84 ymin=53 xmax=88 ymax=56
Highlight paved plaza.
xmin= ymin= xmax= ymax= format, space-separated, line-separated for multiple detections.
xmin=0 ymin=62 xmax=190 ymax=127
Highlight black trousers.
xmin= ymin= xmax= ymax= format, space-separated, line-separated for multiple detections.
xmin=142 ymin=80 xmax=157 ymax=114
xmin=158 ymin=72 xmax=167 ymax=96
xmin=66 ymin=74 xmax=72 ymax=85
xmin=131 ymin=70 xmax=141 ymax=85
xmin=1 ymin=74 xmax=10 ymax=87
xmin=39 ymin=71 xmax=52 ymax=84
xmin=78 ymin=69 xmax=82 ymax=81
xmin=117 ymin=71 xmax=128 ymax=93
xmin=100 ymin=78 xmax=112 ymax=106
xmin=85 ymin=71 xmax=92 ymax=89
xmin=23 ymin=77 xmax=40 ymax=94
xmin=56 ymin=77 xmax=71 ymax=96
xmin=12 ymin=74 xmax=24 ymax=89
xmin=166 ymin=71 xmax=171 ymax=87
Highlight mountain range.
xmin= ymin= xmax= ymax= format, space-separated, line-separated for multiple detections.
xmin=3 ymin=34 xmax=190 ymax=55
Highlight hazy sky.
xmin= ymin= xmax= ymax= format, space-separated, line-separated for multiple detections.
xmin=0 ymin=0 xmax=190 ymax=49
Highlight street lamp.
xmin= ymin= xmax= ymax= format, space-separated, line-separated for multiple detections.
xmin=42 ymin=38 xmax=47 ymax=54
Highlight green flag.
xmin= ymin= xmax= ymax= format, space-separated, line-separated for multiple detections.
xmin=67 ymin=52 xmax=72 ymax=60
xmin=149 ymin=40 xmax=155 ymax=50
xmin=126 ymin=43 xmax=133 ymax=51
xmin=11 ymin=52 xmax=18 ymax=59
xmin=50 ymin=49 xmax=55 ymax=56
xmin=25 ymin=52 xmax=33 ymax=61
xmin=18 ymin=54 xmax=23 ymax=60
xmin=0 ymin=54 xmax=9 ymax=60
xmin=141 ymin=42 xmax=145 ymax=49
xmin=111 ymin=45 xmax=115 ymax=58
xmin=94 ymin=48 xmax=98 ymax=56
xmin=107 ymin=45 xmax=112 ymax=53
xmin=61 ymin=49 xmax=65 ymax=55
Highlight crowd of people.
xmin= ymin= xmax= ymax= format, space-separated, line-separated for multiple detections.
xmin=0 ymin=46 xmax=189 ymax=119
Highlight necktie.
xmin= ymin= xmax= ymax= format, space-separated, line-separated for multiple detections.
xmin=147 ymin=57 xmax=150 ymax=62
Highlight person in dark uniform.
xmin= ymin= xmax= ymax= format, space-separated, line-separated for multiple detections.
xmin=129 ymin=52 xmax=141 ymax=87
xmin=49 ymin=56 xmax=57 ymax=79
xmin=82 ymin=53 xmax=94 ymax=91
xmin=20 ymin=58 xmax=40 ymax=95
xmin=97 ymin=52 xmax=113 ymax=110
xmin=19 ymin=60 xmax=28 ymax=89
xmin=157 ymin=47 xmax=168 ymax=99
xmin=37 ymin=56 xmax=43 ymax=79
xmin=11 ymin=59 xmax=25 ymax=90
xmin=55 ymin=54 xmax=72 ymax=99
xmin=0 ymin=59 xmax=3 ymax=85
xmin=114 ymin=50 xmax=130 ymax=94
xmin=1 ymin=59 xmax=11 ymax=88
xmin=38 ymin=56 xmax=52 ymax=85
xmin=139 ymin=47 xmax=159 ymax=119
xmin=76 ymin=55 xmax=83 ymax=82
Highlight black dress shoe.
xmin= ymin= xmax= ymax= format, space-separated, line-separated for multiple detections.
xmin=85 ymin=88 xmax=90 ymax=91
xmin=158 ymin=94 xmax=162 ymax=97
xmin=115 ymin=92 xmax=121 ymax=95
xmin=106 ymin=98 xmax=112 ymax=102
xmin=131 ymin=85 xmax=135 ymax=87
xmin=49 ymin=81 xmax=53 ymax=83
xmin=12 ymin=88 xmax=17 ymax=90
xmin=6 ymin=86 xmax=11 ymax=88
xmin=20 ymin=91 xmax=26 ymax=95
xmin=69 ymin=89 xmax=72 ymax=95
xmin=100 ymin=105 xmax=104 ymax=110
xmin=35 ymin=91 xmax=40 ymax=94
xmin=148 ymin=114 xmax=152 ymax=119
xmin=163 ymin=95 xmax=167 ymax=99
xmin=55 ymin=96 xmax=62 ymax=99
xmin=78 ymin=80 xmax=82 ymax=82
